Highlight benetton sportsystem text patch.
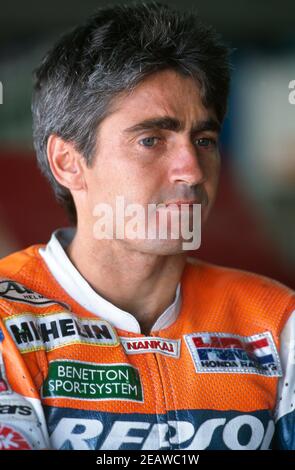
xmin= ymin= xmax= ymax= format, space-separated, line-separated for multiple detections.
xmin=184 ymin=331 xmax=282 ymax=376
xmin=42 ymin=360 xmax=143 ymax=402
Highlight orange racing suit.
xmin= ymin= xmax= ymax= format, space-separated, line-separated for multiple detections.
xmin=0 ymin=243 xmax=294 ymax=450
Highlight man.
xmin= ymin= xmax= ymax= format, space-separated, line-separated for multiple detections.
xmin=0 ymin=2 xmax=294 ymax=451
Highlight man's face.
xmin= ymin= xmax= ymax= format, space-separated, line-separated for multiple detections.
xmin=80 ymin=69 xmax=221 ymax=254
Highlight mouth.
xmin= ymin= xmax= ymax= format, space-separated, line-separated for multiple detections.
xmin=164 ymin=200 xmax=201 ymax=207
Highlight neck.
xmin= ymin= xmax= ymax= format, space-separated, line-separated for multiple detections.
xmin=66 ymin=226 xmax=186 ymax=334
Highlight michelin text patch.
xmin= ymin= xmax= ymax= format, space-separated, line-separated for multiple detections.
xmin=4 ymin=312 xmax=119 ymax=352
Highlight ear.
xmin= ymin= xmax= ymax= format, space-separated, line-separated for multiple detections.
xmin=47 ymin=135 xmax=86 ymax=191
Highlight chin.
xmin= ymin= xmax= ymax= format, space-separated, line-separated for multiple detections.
xmin=125 ymin=238 xmax=198 ymax=256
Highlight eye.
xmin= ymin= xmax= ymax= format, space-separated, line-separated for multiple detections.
xmin=139 ymin=137 xmax=160 ymax=148
xmin=195 ymin=137 xmax=217 ymax=148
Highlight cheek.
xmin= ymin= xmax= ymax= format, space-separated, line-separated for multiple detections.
xmin=84 ymin=168 xmax=114 ymax=207
xmin=203 ymin=153 xmax=220 ymax=188
xmin=88 ymin=165 xmax=157 ymax=206
xmin=212 ymin=157 xmax=221 ymax=187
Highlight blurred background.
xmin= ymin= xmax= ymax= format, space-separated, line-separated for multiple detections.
xmin=0 ymin=0 xmax=294 ymax=288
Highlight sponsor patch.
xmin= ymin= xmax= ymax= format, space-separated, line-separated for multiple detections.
xmin=0 ymin=279 xmax=68 ymax=309
xmin=0 ymin=377 xmax=9 ymax=394
xmin=0 ymin=424 xmax=32 ymax=450
xmin=42 ymin=360 xmax=144 ymax=403
xmin=0 ymin=352 xmax=11 ymax=395
xmin=0 ymin=395 xmax=48 ymax=449
xmin=184 ymin=331 xmax=282 ymax=376
xmin=0 ymin=400 xmax=34 ymax=421
xmin=120 ymin=337 xmax=180 ymax=358
xmin=44 ymin=407 xmax=274 ymax=450
xmin=4 ymin=312 xmax=119 ymax=352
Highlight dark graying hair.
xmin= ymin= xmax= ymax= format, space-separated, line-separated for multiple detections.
xmin=32 ymin=1 xmax=232 ymax=224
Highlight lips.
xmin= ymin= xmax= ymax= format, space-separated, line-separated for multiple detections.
xmin=165 ymin=200 xmax=201 ymax=207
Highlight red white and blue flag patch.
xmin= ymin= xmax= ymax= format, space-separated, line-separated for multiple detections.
xmin=184 ymin=331 xmax=282 ymax=376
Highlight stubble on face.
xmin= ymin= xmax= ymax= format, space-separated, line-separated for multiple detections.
xmin=79 ymin=69 xmax=221 ymax=256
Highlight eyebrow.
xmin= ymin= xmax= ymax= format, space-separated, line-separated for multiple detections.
xmin=123 ymin=116 xmax=221 ymax=135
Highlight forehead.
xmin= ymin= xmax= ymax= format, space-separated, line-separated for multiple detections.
xmin=110 ymin=69 xmax=211 ymax=124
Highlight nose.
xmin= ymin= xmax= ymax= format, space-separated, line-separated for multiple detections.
xmin=168 ymin=140 xmax=206 ymax=186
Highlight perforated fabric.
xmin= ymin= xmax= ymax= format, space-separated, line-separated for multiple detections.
xmin=0 ymin=245 xmax=294 ymax=449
